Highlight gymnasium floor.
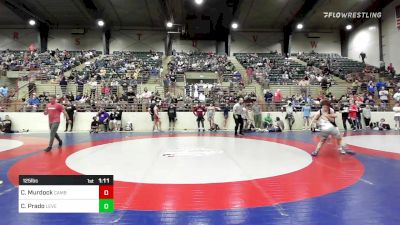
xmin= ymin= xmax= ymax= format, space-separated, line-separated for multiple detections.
xmin=0 ymin=130 xmax=399 ymax=225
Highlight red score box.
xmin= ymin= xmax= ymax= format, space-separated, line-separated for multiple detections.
xmin=99 ymin=185 xmax=113 ymax=199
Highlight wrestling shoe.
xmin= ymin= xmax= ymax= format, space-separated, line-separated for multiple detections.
xmin=311 ymin=150 xmax=319 ymax=156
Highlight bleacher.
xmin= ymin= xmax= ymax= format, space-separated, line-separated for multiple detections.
xmin=297 ymin=52 xmax=378 ymax=81
xmin=234 ymin=53 xmax=307 ymax=84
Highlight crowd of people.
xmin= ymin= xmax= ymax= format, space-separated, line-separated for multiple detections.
xmin=0 ymin=49 xmax=99 ymax=76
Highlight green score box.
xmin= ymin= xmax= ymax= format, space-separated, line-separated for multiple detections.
xmin=99 ymin=199 xmax=114 ymax=213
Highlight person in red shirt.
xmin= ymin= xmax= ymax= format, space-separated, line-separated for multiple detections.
xmin=43 ymin=95 xmax=71 ymax=152
xmin=348 ymin=100 xmax=358 ymax=131
xmin=193 ymin=103 xmax=206 ymax=132
xmin=273 ymin=89 xmax=283 ymax=111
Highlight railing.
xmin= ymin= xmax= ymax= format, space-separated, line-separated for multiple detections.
xmin=0 ymin=101 xmax=389 ymax=113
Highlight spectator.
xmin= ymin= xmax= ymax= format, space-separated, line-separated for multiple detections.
xmin=349 ymin=100 xmax=358 ymax=131
xmin=267 ymin=117 xmax=284 ymax=132
xmin=64 ymin=101 xmax=76 ymax=132
xmin=263 ymin=113 xmax=273 ymax=129
xmin=379 ymin=87 xmax=389 ymax=111
xmin=302 ymin=102 xmax=311 ymax=130
xmin=98 ymin=108 xmax=110 ymax=132
xmin=284 ymin=101 xmax=295 ymax=130
xmin=59 ymin=77 xmax=68 ymax=96
xmin=167 ymin=103 xmax=177 ymax=131
xmin=393 ymin=103 xmax=400 ymax=130
xmin=27 ymin=93 xmax=41 ymax=111
xmin=376 ymin=80 xmax=386 ymax=94
xmin=222 ymin=102 xmax=230 ymax=129
xmin=0 ymin=115 xmax=15 ymax=133
xmin=193 ymin=103 xmax=206 ymax=132
xmin=89 ymin=79 xmax=98 ymax=98
xmin=206 ymin=103 xmax=219 ymax=131
xmin=393 ymin=89 xmax=400 ymax=102
xmin=367 ymin=81 xmax=375 ymax=96
xmin=252 ymin=102 xmax=262 ymax=128
xmin=362 ymin=105 xmax=372 ymax=128
xmin=387 ymin=63 xmax=395 ymax=75
xmin=273 ymin=89 xmax=283 ymax=111
xmin=0 ymin=85 xmax=8 ymax=98
xmin=90 ymin=117 xmax=99 ymax=133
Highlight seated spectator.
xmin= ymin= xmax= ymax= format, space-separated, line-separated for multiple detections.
xmin=267 ymin=117 xmax=285 ymax=132
xmin=0 ymin=85 xmax=8 ymax=98
xmin=263 ymin=113 xmax=273 ymax=129
xmin=393 ymin=89 xmax=400 ymax=103
xmin=90 ymin=117 xmax=99 ymax=133
xmin=27 ymin=93 xmax=41 ymax=111
xmin=0 ymin=115 xmax=15 ymax=133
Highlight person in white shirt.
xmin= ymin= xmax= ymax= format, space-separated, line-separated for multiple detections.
xmin=393 ymin=89 xmax=400 ymax=103
xmin=379 ymin=87 xmax=389 ymax=110
xmin=393 ymin=103 xmax=400 ymax=130
xmin=233 ymin=98 xmax=244 ymax=136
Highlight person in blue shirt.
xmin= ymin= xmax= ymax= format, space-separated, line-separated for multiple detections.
xmin=97 ymin=108 xmax=110 ymax=132
xmin=367 ymin=82 xmax=375 ymax=96
xmin=0 ymin=86 xmax=8 ymax=97
xmin=376 ymin=80 xmax=386 ymax=96
xmin=302 ymin=103 xmax=312 ymax=130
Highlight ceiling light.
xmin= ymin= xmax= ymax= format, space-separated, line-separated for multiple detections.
xmin=28 ymin=19 xmax=36 ymax=26
xmin=231 ymin=22 xmax=238 ymax=29
xmin=296 ymin=23 xmax=303 ymax=30
xmin=195 ymin=0 xmax=204 ymax=5
xmin=166 ymin=21 xmax=173 ymax=28
xmin=97 ymin=20 xmax=105 ymax=27
xmin=346 ymin=24 xmax=353 ymax=30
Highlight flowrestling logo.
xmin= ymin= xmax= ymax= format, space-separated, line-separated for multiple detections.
xmin=323 ymin=12 xmax=382 ymax=19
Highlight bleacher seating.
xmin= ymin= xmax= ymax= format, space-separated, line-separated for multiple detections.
xmin=234 ymin=53 xmax=307 ymax=84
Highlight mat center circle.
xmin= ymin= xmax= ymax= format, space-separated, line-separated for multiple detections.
xmin=66 ymin=136 xmax=312 ymax=184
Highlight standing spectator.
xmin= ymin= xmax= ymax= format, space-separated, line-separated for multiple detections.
xmin=387 ymin=63 xmax=395 ymax=75
xmin=340 ymin=102 xmax=351 ymax=131
xmin=233 ymin=98 xmax=244 ymax=136
xmin=28 ymin=81 xmax=36 ymax=96
xmin=393 ymin=103 xmax=400 ymax=130
xmin=222 ymin=102 xmax=230 ymax=129
xmin=193 ymin=103 xmax=206 ymax=132
xmin=273 ymin=89 xmax=283 ymax=111
xmin=114 ymin=107 xmax=123 ymax=131
xmin=302 ymin=102 xmax=311 ymax=130
xmin=349 ymin=100 xmax=358 ymax=131
xmin=299 ymin=77 xmax=310 ymax=97
xmin=167 ymin=103 xmax=177 ymax=131
xmin=264 ymin=89 xmax=273 ymax=110
xmin=252 ymin=102 xmax=262 ymax=128
xmin=362 ymin=105 xmax=372 ymax=128
xmin=285 ymin=102 xmax=295 ymax=131
xmin=89 ymin=79 xmax=98 ymax=99
xmin=59 ymin=77 xmax=68 ymax=96
xmin=98 ymin=108 xmax=110 ymax=132
xmin=206 ymin=103 xmax=219 ymax=131
xmin=379 ymin=87 xmax=389 ymax=111
xmin=66 ymin=91 xmax=75 ymax=102
xmin=359 ymin=52 xmax=366 ymax=63
xmin=64 ymin=102 xmax=76 ymax=132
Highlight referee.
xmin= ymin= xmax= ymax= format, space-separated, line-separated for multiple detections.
xmin=233 ymin=98 xmax=244 ymax=136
